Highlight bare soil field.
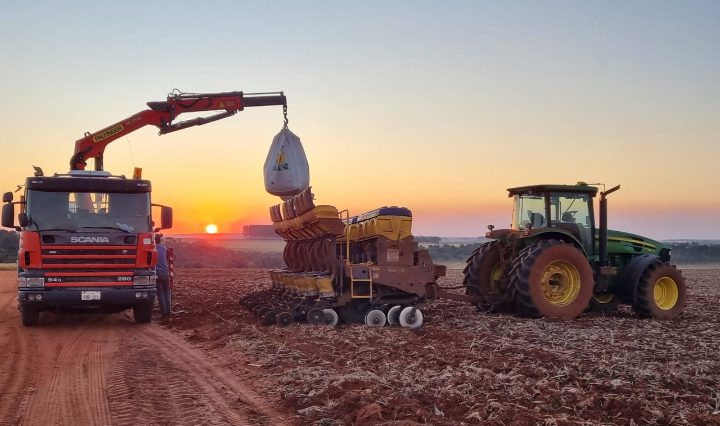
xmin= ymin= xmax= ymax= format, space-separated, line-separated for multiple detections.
xmin=2 ymin=268 xmax=718 ymax=425
xmin=0 ymin=271 xmax=294 ymax=426
xmin=164 ymin=268 xmax=720 ymax=425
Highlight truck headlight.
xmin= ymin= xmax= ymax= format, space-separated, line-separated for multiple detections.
xmin=134 ymin=276 xmax=156 ymax=286
xmin=134 ymin=276 xmax=149 ymax=286
xmin=18 ymin=277 xmax=27 ymax=288
xmin=27 ymin=278 xmax=45 ymax=288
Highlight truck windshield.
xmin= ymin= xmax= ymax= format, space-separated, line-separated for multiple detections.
xmin=25 ymin=190 xmax=151 ymax=233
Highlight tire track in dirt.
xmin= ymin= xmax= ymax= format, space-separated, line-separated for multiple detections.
xmin=0 ymin=325 xmax=38 ymax=426
xmin=0 ymin=286 xmax=18 ymax=324
xmin=106 ymin=326 xmax=292 ymax=426
xmin=18 ymin=316 xmax=119 ymax=426
xmin=0 ymin=271 xmax=39 ymax=426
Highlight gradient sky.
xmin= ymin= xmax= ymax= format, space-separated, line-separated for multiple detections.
xmin=1 ymin=1 xmax=718 ymax=239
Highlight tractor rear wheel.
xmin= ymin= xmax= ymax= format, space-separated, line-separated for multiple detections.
xmin=634 ymin=262 xmax=686 ymax=320
xmin=463 ymin=241 xmax=513 ymax=312
xmin=509 ymin=239 xmax=594 ymax=318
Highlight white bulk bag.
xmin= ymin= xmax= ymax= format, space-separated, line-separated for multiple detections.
xmin=263 ymin=127 xmax=310 ymax=198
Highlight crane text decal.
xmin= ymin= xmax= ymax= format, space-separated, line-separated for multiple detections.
xmin=93 ymin=125 xmax=124 ymax=143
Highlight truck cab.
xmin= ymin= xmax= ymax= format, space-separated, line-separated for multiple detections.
xmin=2 ymin=170 xmax=172 ymax=326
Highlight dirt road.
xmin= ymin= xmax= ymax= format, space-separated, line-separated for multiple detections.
xmin=0 ymin=271 xmax=294 ymax=426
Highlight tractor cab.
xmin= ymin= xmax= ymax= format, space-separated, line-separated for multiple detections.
xmin=506 ymin=183 xmax=598 ymax=256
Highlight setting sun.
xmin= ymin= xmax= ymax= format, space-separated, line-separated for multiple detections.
xmin=205 ymin=224 xmax=218 ymax=234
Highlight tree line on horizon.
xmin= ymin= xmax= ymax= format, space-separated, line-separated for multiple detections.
xmin=0 ymin=230 xmax=718 ymax=266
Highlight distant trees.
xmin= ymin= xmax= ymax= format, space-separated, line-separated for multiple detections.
xmin=427 ymin=244 xmax=481 ymax=262
xmin=166 ymin=238 xmax=284 ymax=269
xmin=667 ymin=242 xmax=720 ymax=264
xmin=415 ymin=236 xmax=442 ymax=244
xmin=1 ymin=231 xmax=717 ymax=267
xmin=0 ymin=230 xmax=19 ymax=263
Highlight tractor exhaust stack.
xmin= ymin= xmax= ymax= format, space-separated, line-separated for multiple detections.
xmin=599 ymin=185 xmax=621 ymax=266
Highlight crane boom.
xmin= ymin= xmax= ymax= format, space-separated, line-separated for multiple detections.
xmin=70 ymin=90 xmax=287 ymax=171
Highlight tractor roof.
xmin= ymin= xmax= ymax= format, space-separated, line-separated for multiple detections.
xmin=507 ymin=183 xmax=599 ymax=197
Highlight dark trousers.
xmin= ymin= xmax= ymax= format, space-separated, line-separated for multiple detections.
xmin=157 ymin=274 xmax=171 ymax=316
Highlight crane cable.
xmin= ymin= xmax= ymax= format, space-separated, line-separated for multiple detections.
xmin=126 ymin=137 xmax=136 ymax=169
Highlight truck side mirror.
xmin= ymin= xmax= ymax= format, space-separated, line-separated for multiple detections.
xmin=2 ymin=192 xmax=12 ymax=203
xmin=2 ymin=204 xmax=15 ymax=228
xmin=18 ymin=213 xmax=29 ymax=228
xmin=160 ymin=206 xmax=173 ymax=230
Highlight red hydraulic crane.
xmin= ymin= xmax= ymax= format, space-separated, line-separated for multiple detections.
xmin=70 ymin=90 xmax=287 ymax=171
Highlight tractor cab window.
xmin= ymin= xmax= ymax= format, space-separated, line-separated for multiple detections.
xmin=549 ymin=193 xmax=593 ymax=248
xmin=548 ymin=193 xmax=591 ymax=227
xmin=512 ymin=195 xmax=546 ymax=230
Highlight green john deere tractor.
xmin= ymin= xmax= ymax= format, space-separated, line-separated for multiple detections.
xmin=464 ymin=183 xmax=686 ymax=320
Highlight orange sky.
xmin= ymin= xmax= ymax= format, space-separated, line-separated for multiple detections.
xmin=1 ymin=2 xmax=719 ymax=240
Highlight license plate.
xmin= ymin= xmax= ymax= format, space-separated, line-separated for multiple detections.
xmin=81 ymin=291 xmax=101 ymax=301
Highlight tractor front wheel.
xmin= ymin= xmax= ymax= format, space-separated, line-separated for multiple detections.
xmin=509 ymin=239 xmax=594 ymax=318
xmin=634 ymin=262 xmax=686 ymax=320
xmin=463 ymin=241 xmax=513 ymax=312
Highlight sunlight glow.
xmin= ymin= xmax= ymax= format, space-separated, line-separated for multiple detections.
xmin=205 ymin=224 xmax=219 ymax=234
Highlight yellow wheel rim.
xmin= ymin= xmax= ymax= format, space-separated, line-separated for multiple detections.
xmin=489 ymin=263 xmax=504 ymax=296
xmin=540 ymin=260 xmax=581 ymax=306
xmin=654 ymin=277 xmax=679 ymax=310
xmin=593 ymin=293 xmax=614 ymax=304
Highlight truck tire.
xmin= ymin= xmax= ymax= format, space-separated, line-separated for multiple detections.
xmin=509 ymin=239 xmax=594 ymax=318
xmin=463 ymin=241 xmax=513 ymax=312
xmin=21 ymin=306 xmax=40 ymax=326
xmin=133 ymin=303 xmax=152 ymax=324
xmin=634 ymin=262 xmax=686 ymax=320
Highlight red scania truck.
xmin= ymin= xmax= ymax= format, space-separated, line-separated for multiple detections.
xmin=2 ymin=172 xmax=171 ymax=325
xmin=2 ymin=90 xmax=287 ymax=326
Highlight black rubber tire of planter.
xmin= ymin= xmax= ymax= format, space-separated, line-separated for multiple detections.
xmin=305 ymin=308 xmax=325 ymax=325
xmin=21 ymin=306 xmax=40 ymax=326
xmin=509 ymin=239 xmax=594 ymax=318
xmin=275 ymin=311 xmax=293 ymax=327
xmin=133 ymin=303 xmax=153 ymax=324
xmin=634 ymin=262 xmax=686 ymax=320
xmin=463 ymin=240 xmax=514 ymax=312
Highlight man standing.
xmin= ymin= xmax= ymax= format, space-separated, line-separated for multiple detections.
xmin=155 ymin=234 xmax=171 ymax=316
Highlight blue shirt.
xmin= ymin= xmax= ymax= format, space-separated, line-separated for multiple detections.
xmin=156 ymin=243 xmax=169 ymax=276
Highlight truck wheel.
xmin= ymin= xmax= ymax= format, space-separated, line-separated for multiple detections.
xmin=133 ymin=304 xmax=152 ymax=324
xmin=634 ymin=262 xmax=686 ymax=320
xmin=21 ymin=306 xmax=40 ymax=326
xmin=509 ymin=239 xmax=594 ymax=318
xmin=463 ymin=241 xmax=513 ymax=312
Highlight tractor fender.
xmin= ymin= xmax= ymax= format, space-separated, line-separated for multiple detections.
xmin=617 ymin=254 xmax=660 ymax=304
xmin=530 ymin=231 xmax=588 ymax=258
